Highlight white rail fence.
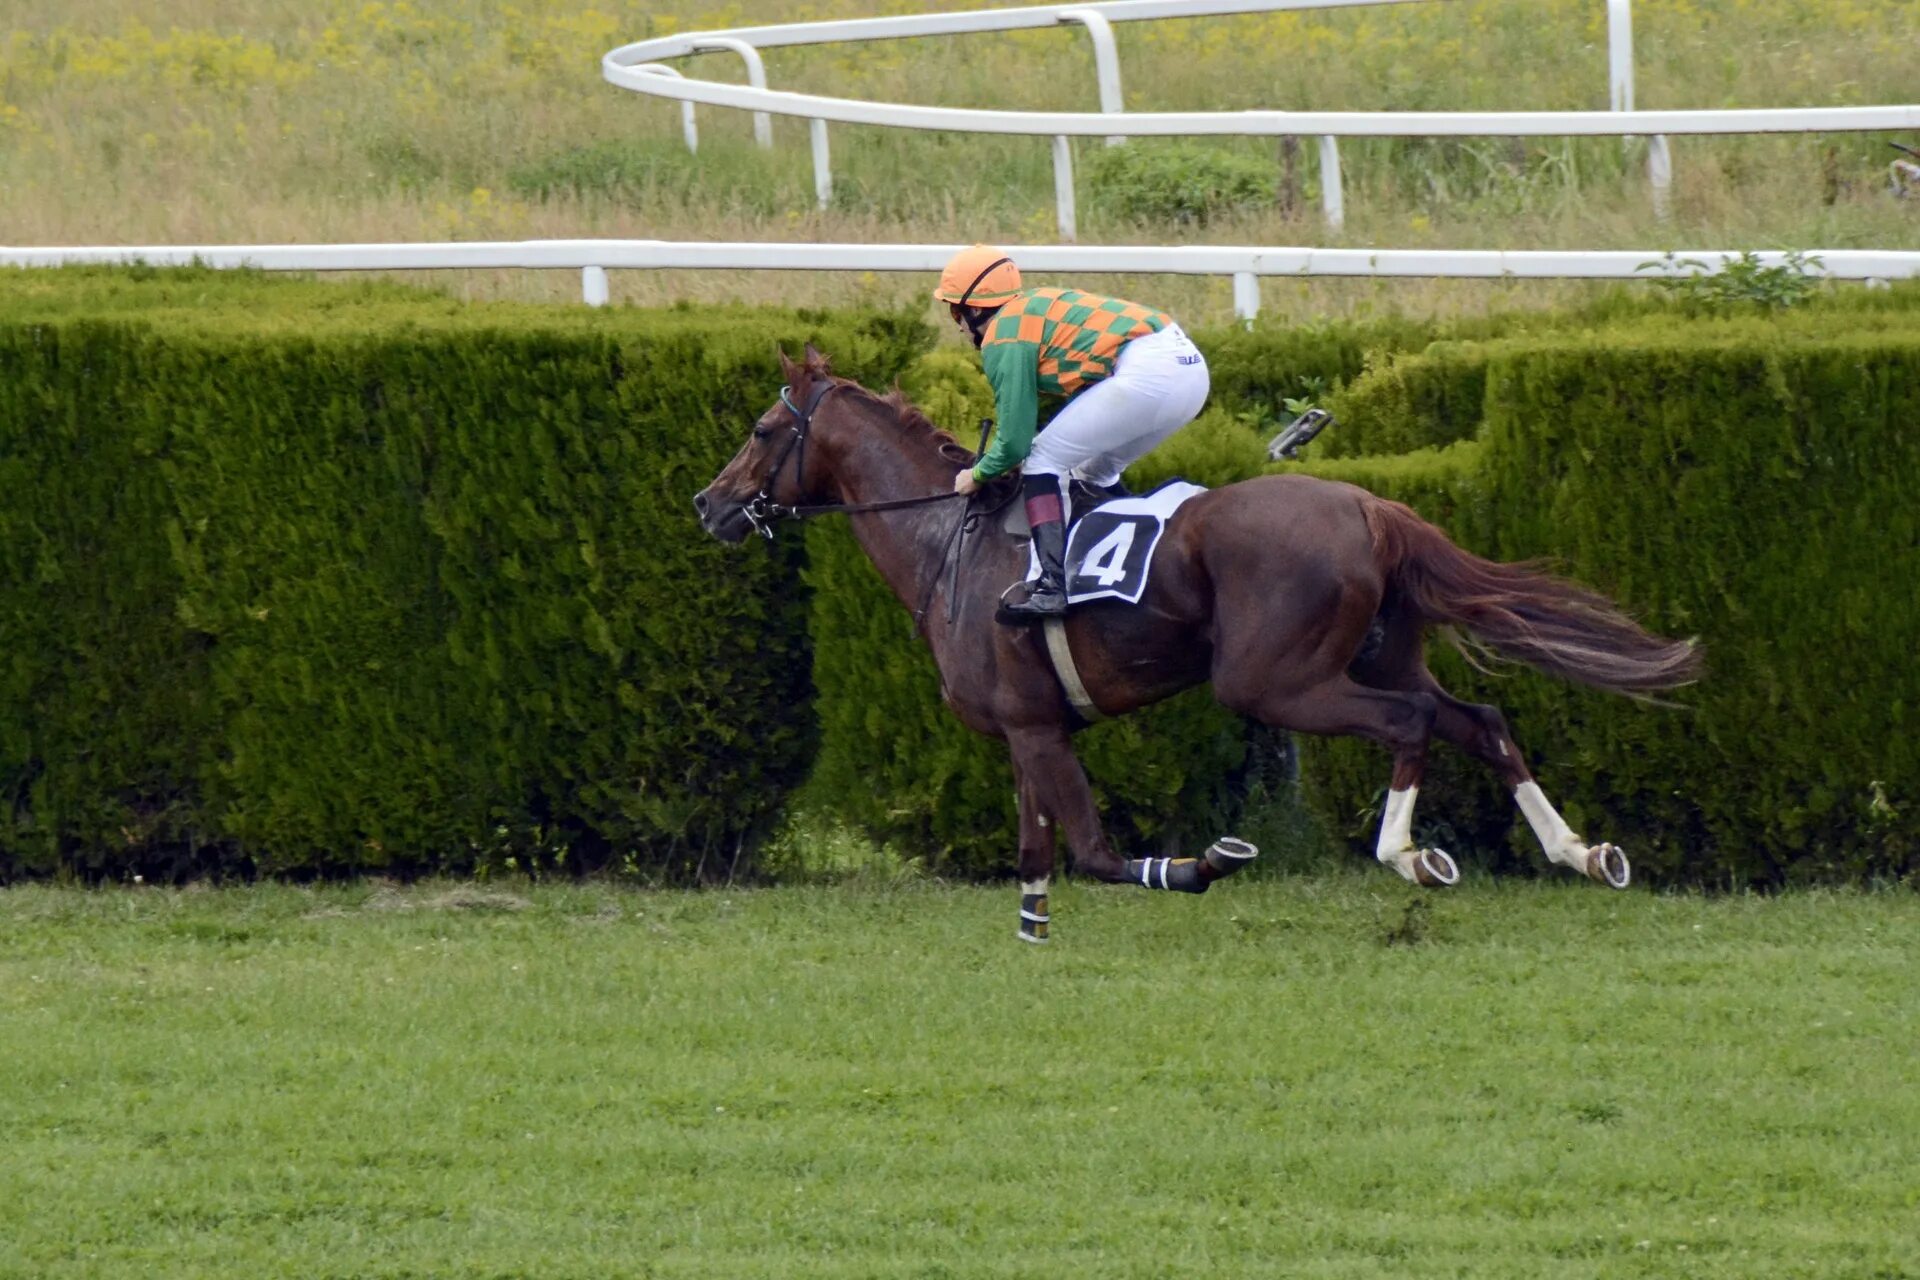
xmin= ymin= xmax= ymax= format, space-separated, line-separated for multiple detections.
xmin=6 ymin=241 xmax=1915 ymax=319
xmin=601 ymin=0 xmax=1920 ymax=235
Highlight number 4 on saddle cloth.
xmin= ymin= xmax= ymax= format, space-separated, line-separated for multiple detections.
xmin=1020 ymin=480 xmax=1209 ymax=607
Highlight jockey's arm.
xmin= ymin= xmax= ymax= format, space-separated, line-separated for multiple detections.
xmin=971 ymin=340 xmax=1041 ymax=482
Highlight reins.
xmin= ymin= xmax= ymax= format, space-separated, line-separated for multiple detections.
xmin=744 ymin=378 xmax=996 ymax=628
xmin=776 ymin=491 xmax=970 ymax=520
xmin=744 ymin=380 xmax=971 ymax=536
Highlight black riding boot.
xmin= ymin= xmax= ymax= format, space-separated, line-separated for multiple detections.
xmin=1002 ymin=475 xmax=1069 ymax=622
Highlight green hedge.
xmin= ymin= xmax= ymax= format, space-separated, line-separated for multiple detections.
xmin=0 ymin=321 xmax=218 ymax=872
xmin=791 ymin=287 xmax=1920 ymax=882
xmin=7 ymin=270 xmax=1918 ymax=884
xmin=1320 ymin=342 xmax=1491 ymax=457
xmin=0 ymin=270 xmax=926 ymax=878
xmin=1294 ymin=324 xmax=1920 ymax=884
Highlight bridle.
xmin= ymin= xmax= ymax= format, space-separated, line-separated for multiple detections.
xmin=741 ymin=379 xmax=835 ymax=539
xmin=740 ymin=378 xmax=971 ymax=540
xmin=734 ymin=379 xmax=1004 ymax=628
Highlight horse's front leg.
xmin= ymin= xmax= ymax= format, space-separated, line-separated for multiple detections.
xmin=1013 ymin=765 xmax=1056 ymax=944
xmin=1005 ymin=726 xmax=1256 ymax=922
xmin=1220 ymin=674 xmax=1457 ymax=888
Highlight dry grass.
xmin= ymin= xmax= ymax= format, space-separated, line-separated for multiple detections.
xmin=2 ymin=0 xmax=1914 ymax=322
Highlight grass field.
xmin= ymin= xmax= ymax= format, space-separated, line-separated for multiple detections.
xmin=4 ymin=1 xmax=1916 ymax=322
xmin=4 ymin=877 xmax=1916 ymax=1278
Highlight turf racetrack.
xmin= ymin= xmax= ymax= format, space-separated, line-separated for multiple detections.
xmin=3 ymin=878 xmax=1915 ymax=1278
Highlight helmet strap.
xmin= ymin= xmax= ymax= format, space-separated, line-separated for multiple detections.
xmin=955 ymin=257 xmax=1013 ymax=309
xmin=959 ymin=305 xmax=992 ymax=349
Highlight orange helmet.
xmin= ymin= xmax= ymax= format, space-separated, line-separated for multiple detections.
xmin=933 ymin=245 xmax=1022 ymax=308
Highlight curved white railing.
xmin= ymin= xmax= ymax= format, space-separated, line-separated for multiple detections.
xmin=602 ymin=0 xmax=1920 ymax=235
xmin=6 ymin=241 xmax=1914 ymax=318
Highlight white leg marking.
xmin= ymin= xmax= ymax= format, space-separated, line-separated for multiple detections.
xmin=1375 ymin=787 xmax=1418 ymax=862
xmin=1375 ymin=786 xmax=1424 ymax=883
xmin=1514 ymin=781 xmax=1587 ymax=869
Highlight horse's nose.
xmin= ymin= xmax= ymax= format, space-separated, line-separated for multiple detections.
xmin=692 ymin=489 xmax=710 ymax=521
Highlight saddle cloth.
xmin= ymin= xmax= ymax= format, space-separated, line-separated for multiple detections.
xmin=1021 ymin=480 xmax=1208 ymax=606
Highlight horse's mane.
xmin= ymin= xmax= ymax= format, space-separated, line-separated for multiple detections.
xmin=873 ymin=386 xmax=962 ymax=450
xmin=795 ymin=347 xmax=970 ymax=461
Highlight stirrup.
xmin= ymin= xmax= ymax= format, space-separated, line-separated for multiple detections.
xmin=997 ymin=579 xmax=1067 ymax=623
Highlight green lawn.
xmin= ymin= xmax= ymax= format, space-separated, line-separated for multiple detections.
xmin=2 ymin=877 xmax=1915 ymax=1278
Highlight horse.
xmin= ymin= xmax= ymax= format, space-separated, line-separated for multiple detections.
xmin=694 ymin=346 xmax=1700 ymax=942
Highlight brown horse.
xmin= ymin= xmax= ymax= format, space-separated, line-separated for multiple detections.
xmin=694 ymin=347 xmax=1699 ymax=941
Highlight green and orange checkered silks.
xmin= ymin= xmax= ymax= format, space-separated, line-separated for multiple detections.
xmin=986 ymin=288 xmax=1169 ymax=397
xmin=971 ymin=288 xmax=1172 ymax=479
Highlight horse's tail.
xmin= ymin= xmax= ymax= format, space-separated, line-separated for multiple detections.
xmin=1362 ymin=495 xmax=1701 ymax=696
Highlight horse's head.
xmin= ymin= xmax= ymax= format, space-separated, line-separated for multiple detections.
xmin=694 ymin=344 xmax=845 ymax=543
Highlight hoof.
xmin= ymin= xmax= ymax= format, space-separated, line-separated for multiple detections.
xmin=1585 ymin=843 xmax=1631 ymax=890
xmin=1202 ymin=836 xmax=1258 ymax=881
xmin=1414 ymin=847 xmax=1459 ymax=887
xmin=1384 ymin=847 xmax=1458 ymax=887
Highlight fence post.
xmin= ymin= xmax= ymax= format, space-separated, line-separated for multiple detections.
xmin=1648 ymin=133 xmax=1672 ymax=220
xmin=1053 ymin=135 xmax=1077 ymax=241
xmin=582 ymin=266 xmax=610 ymax=307
xmin=811 ymin=119 xmax=833 ymax=210
xmin=1058 ymin=10 xmax=1125 ymax=146
xmin=690 ymin=37 xmax=774 ymax=149
xmin=637 ymin=65 xmax=699 ymax=153
xmin=1232 ymin=271 xmax=1259 ymax=323
xmin=1606 ymin=0 xmax=1635 ymax=113
xmin=1318 ymin=135 xmax=1345 ymax=230
xmin=1608 ymin=0 xmax=1671 ymax=211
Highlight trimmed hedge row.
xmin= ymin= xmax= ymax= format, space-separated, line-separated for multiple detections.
xmin=808 ymin=294 xmax=1920 ymax=884
xmin=1 ymin=273 xmax=925 ymax=877
xmin=1298 ymin=327 xmax=1920 ymax=884
xmin=6 ymin=270 xmax=1917 ymax=883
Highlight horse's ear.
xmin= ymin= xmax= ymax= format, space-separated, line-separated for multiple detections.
xmin=803 ymin=343 xmax=831 ymax=377
xmin=777 ymin=345 xmax=802 ymax=388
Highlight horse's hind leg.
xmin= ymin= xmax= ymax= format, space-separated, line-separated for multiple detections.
xmin=1359 ymin=648 xmax=1633 ymax=889
xmin=1425 ymin=686 xmax=1631 ymax=888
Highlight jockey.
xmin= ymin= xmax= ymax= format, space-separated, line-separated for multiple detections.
xmin=935 ymin=244 xmax=1210 ymax=621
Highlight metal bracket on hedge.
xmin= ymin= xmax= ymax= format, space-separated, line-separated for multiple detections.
xmin=1267 ymin=408 xmax=1335 ymax=461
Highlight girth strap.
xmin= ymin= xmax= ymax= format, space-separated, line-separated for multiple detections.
xmin=1041 ymin=618 xmax=1106 ymax=723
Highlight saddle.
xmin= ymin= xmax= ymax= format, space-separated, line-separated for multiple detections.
xmin=998 ymin=478 xmax=1130 ymax=539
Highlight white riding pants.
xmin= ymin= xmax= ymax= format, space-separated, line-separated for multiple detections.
xmin=1024 ymin=323 xmax=1209 ymax=490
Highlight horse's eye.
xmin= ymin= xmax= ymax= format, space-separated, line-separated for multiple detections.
xmin=752 ymin=427 xmax=771 ymax=441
